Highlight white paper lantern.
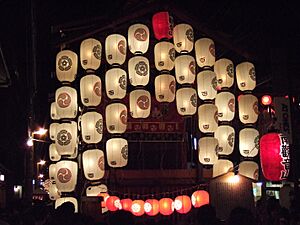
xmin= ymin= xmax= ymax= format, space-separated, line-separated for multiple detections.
xmin=56 ymin=50 xmax=78 ymax=83
xmin=130 ymin=90 xmax=151 ymax=118
xmin=55 ymin=86 xmax=78 ymax=119
xmin=66 ymin=146 xmax=78 ymax=159
xmin=105 ymin=103 xmax=127 ymax=133
xmin=106 ymin=138 xmax=128 ymax=168
xmin=86 ymin=184 xmax=108 ymax=197
xmin=55 ymin=121 xmax=78 ymax=156
xmin=49 ymin=123 xmax=59 ymax=141
xmin=50 ymin=102 xmax=60 ymax=120
xmin=80 ymin=75 xmax=102 ymax=107
xmin=214 ymin=58 xmax=234 ymax=89
xmin=198 ymin=137 xmax=218 ymax=165
xmin=214 ymin=125 xmax=235 ymax=155
xmin=49 ymin=143 xmax=61 ymax=162
xmin=48 ymin=182 xmax=61 ymax=200
xmin=213 ymin=159 xmax=233 ymax=178
xmin=80 ymin=38 xmax=102 ymax=71
xmin=175 ymin=55 xmax=196 ymax=84
xmin=239 ymin=128 xmax=259 ymax=157
xmin=82 ymin=149 xmax=105 ymax=180
xmin=215 ymin=92 xmax=235 ymax=122
xmin=195 ymin=38 xmax=215 ymax=68
xmin=173 ymin=24 xmax=194 ymax=53
xmin=236 ymin=62 xmax=256 ymax=91
xmin=105 ymin=34 xmax=126 ymax=65
xmin=155 ymin=74 xmax=176 ymax=102
xmin=128 ymin=56 xmax=149 ymax=86
xmin=197 ymin=70 xmax=217 ymax=100
xmin=79 ymin=112 xmax=103 ymax=143
xmin=154 ymin=42 xmax=175 ymax=71
xmin=128 ymin=24 xmax=149 ymax=54
xmin=239 ymin=161 xmax=259 ymax=180
xmin=49 ymin=164 xmax=56 ymax=182
xmin=55 ymin=160 xmax=78 ymax=192
xmin=55 ymin=197 xmax=78 ymax=213
xmin=198 ymin=104 xmax=218 ymax=133
xmin=105 ymin=68 xmax=127 ymax=99
xmin=238 ymin=94 xmax=259 ymax=124
xmin=176 ymin=88 xmax=197 ymax=116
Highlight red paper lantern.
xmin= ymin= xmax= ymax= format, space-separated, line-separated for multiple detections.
xmin=131 ymin=200 xmax=145 ymax=216
xmin=159 ymin=198 xmax=174 ymax=216
xmin=98 ymin=193 xmax=110 ymax=208
xmin=152 ymin=12 xmax=172 ymax=40
xmin=260 ymin=133 xmax=290 ymax=181
xmin=121 ymin=198 xmax=132 ymax=211
xmin=106 ymin=196 xmax=121 ymax=211
xmin=261 ymin=95 xmax=272 ymax=106
xmin=144 ymin=199 xmax=160 ymax=216
xmin=174 ymin=195 xmax=192 ymax=214
xmin=191 ymin=190 xmax=209 ymax=208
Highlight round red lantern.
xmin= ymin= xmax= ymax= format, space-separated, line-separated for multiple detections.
xmin=144 ymin=199 xmax=160 ymax=216
xmin=159 ymin=198 xmax=174 ymax=216
xmin=152 ymin=12 xmax=172 ymax=40
xmin=106 ymin=196 xmax=121 ymax=211
xmin=191 ymin=190 xmax=209 ymax=208
xmin=98 ymin=192 xmax=110 ymax=208
xmin=121 ymin=198 xmax=132 ymax=211
xmin=260 ymin=133 xmax=290 ymax=181
xmin=261 ymin=95 xmax=272 ymax=106
xmin=131 ymin=200 xmax=145 ymax=216
xmin=174 ymin=195 xmax=192 ymax=214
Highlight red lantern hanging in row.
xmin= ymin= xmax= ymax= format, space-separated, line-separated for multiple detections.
xmin=191 ymin=190 xmax=209 ymax=208
xmin=174 ymin=195 xmax=192 ymax=214
xmin=121 ymin=198 xmax=132 ymax=211
xmin=131 ymin=200 xmax=145 ymax=216
xmin=159 ymin=198 xmax=174 ymax=216
xmin=144 ymin=199 xmax=160 ymax=216
xmin=106 ymin=196 xmax=122 ymax=211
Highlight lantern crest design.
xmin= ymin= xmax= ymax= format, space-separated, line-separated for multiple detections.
xmin=80 ymin=75 xmax=102 ymax=106
xmin=155 ymin=74 xmax=176 ymax=102
xmin=55 ymin=122 xmax=77 ymax=156
xmin=173 ymin=24 xmax=194 ymax=53
xmin=80 ymin=111 xmax=103 ymax=143
xmin=128 ymin=24 xmax=149 ymax=54
xmin=176 ymin=88 xmax=197 ymax=116
xmin=56 ymin=50 xmax=78 ymax=82
xmin=238 ymin=94 xmax=259 ymax=124
xmin=57 ymin=130 xmax=71 ymax=146
xmin=105 ymin=34 xmax=127 ymax=65
xmin=128 ymin=56 xmax=149 ymax=86
xmin=154 ymin=42 xmax=175 ymax=71
xmin=131 ymin=200 xmax=145 ymax=216
xmin=175 ymin=55 xmax=196 ymax=84
xmin=214 ymin=58 xmax=234 ymax=88
xmin=198 ymin=104 xmax=218 ymax=133
xmin=197 ymin=70 xmax=217 ymax=100
xmin=105 ymin=68 xmax=127 ymax=99
xmin=55 ymin=160 xmax=78 ymax=192
xmin=198 ymin=137 xmax=218 ymax=165
xmin=236 ymin=62 xmax=256 ymax=91
xmin=106 ymin=103 xmax=127 ymax=133
xmin=130 ymin=90 xmax=151 ymax=118
xmin=215 ymin=92 xmax=235 ymax=121
xmin=57 ymin=168 xmax=72 ymax=183
xmin=55 ymin=86 xmax=77 ymax=119
xmin=214 ymin=125 xmax=235 ymax=155
xmin=80 ymin=38 xmax=102 ymax=70
xmin=82 ymin=149 xmax=105 ymax=180
xmin=239 ymin=128 xmax=260 ymax=157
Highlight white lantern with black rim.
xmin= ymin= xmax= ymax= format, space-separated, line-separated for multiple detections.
xmin=49 ymin=143 xmax=61 ymax=162
xmin=198 ymin=104 xmax=218 ymax=133
xmin=128 ymin=24 xmax=149 ymax=54
xmin=198 ymin=137 xmax=218 ymax=165
xmin=214 ymin=125 xmax=235 ymax=155
xmin=195 ymin=38 xmax=215 ymax=68
xmin=236 ymin=62 xmax=256 ymax=91
xmin=238 ymin=94 xmax=259 ymax=124
xmin=55 ymin=121 xmax=78 ymax=156
xmin=129 ymin=90 xmax=151 ymax=118
xmin=239 ymin=161 xmax=259 ymax=180
xmin=56 ymin=50 xmax=78 ymax=83
xmin=105 ymin=103 xmax=127 ymax=134
xmin=214 ymin=58 xmax=234 ymax=89
xmin=173 ymin=23 xmax=194 ymax=53
xmin=176 ymin=88 xmax=197 ymax=116
xmin=213 ymin=159 xmax=233 ymax=178
xmin=80 ymin=38 xmax=102 ymax=71
xmin=49 ymin=164 xmax=56 ymax=182
xmin=106 ymin=138 xmax=128 ymax=168
xmin=154 ymin=42 xmax=175 ymax=71
xmin=79 ymin=111 xmax=103 ymax=143
xmin=197 ymin=70 xmax=217 ymax=100
xmin=49 ymin=123 xmax=59 ymax=141
xmin=55 ymin=160 xmax=78 ymax=192
xmin=55 ymin=197 xmax=78 ymax=213
xmin=105 ymin=68 xmax=127 ymax=100
xmin=80 ymin=74 xmax=102 ymax=107
xmin=50 ymin=102 xmax=60 ymax=120
xmin=128 ymin=56 xmax=149 ymax=86
xmin=175 ymin=55 xmax=196 ymax=84
xmin=105 ymin=34 xmax=127 ymax=65
xmin=155 ymin=74 xmax=176 ymax=102
xmin=215 ymin=92 xmax=235 ymax=122
xmin=82 ymin=149 xmax=105 ymax=180
xmin=86 ymin=184 xmax=108 ymax=196
xmin=55 ymin=86 xmax=78 ymax=119
xmin=239 ymin=128 xmax=260 ymax=157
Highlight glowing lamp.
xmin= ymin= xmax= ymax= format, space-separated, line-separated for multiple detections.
xmin=159 ymin=198 xmax=174 ymax=216
xmin=197 ymin=70 xmax=217 ymax=100
xmin=128 ymin=24 xmax=149 ymax=54
xmin=80 ymin=38 xmax=101 ymax=71
xmin=214 ymin=58 xmax=234 ymax=89
xmin=55 ymin=86 xmax=78 ymax=119
xmin=215 ymin=92 xmax=235 ymax=122
xmin=50 ymin=102 xmax=60 ymax=120
xmin=213 ymin=159 xmax=233 ymax=178
xmin=82 ymin=149 xmax=105 ymax=180
xmin=261 ymin=95 xmax=272 ymax=106
xmin=98 ymin=192 xmax=110 ymax=208
xmin=55 ymin=197 xmax=78 ymax=213
xmin=155 ymin=74 xmax=176 ymax=102
xmin=105 ymin=34 xmax=127 ymax=65
xmin=144 ymin=199 xmax=160 ymax=216
xmin=49 ymin=122 xmax=58 ymax=141
xmin=238 ymin=94 xmax=259 ymax=124
xmin=214 ymin=125 xmax=235 ymax=155
xmin=105 ymin=68 xmax=127 ymax=99
xmin=106 ymin=138 xmax=128 ymax=168
xmin=176 ymin=88 xmax=197 ymax=116
xmin=128 ymin=56 xmax=149 ymax=86
xmin=130 ymin=90 xmax=151 ymax=118
xmin=260 ymin=133 xmax=290 ymax=181
xmin=106 ymin=196 xmax=122 ymax=211
xmin=175 ymin=55 xmax=196 ymax=84
xmin=198 ymin=104 xmax=218 ymax=133
xmin=55 ymin=160 xmax=78 ymax=192
xmin=131 ymin=200 xmax=145 ymax=216
xmin=152 ymin=12 xmax=172 ymax=40
xmin=195 ymin=38 xmax=215 ymax=68
xmin=236 ymin=62 xmax=256 ymax=91
xmin=105 ymin=103 xmax=127 ymax=134
xmin=191 ymin=190 xmax=209 ymax=208
xmin=173 ymin=24 xmax=194 ymax=53
xmin=121 ymin=198 xmax=133 ymax=211
xmin=80 ymin=111 xmax=103 ymax=143
xmin=154 ymin=42 xmax=175 ymax=71
xmin=56 ymin=50 xmax=78 ymax=83
xmin=49 ymin=143 xmax=61 ymax=162
xmin=239 ymin=161 xmax=259 ymax=181
xmin=49 ymin=164 xmax=56 ymax=182
xmin=239 ymin=128 xmax=259 ymax=157
xmin=80 ymin=75 xmax=102 ymax=107
xmin=55 ymin=121 xmax=78 ymax=156
xmin=174 ymin=195 xmax=192 ymax=214
xmin=198 ymin=137 xmax=218 ymax=165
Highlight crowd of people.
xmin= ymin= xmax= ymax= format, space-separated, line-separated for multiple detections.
xmin=0 ymin=196 xmax=299 ymax=225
